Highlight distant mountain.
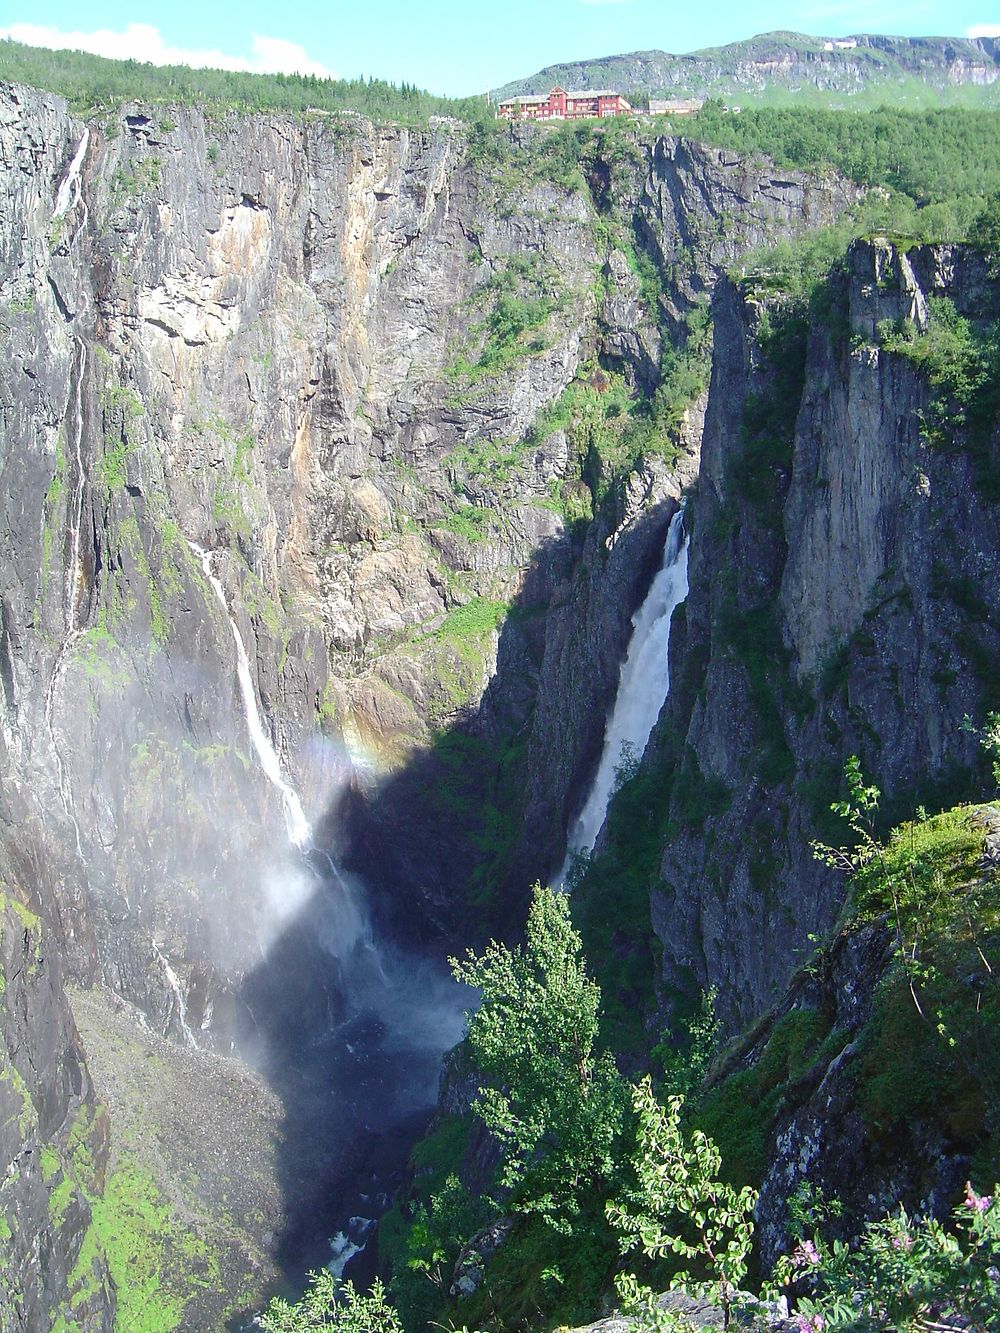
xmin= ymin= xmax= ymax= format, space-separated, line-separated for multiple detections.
xmin=493 ymin=31 xmax=1000 ymax=108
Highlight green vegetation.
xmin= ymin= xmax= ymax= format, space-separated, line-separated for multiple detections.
xmin=694 ymin=1009 xmax=839 ymax=1186
xmin=769 ymin=1184 xmax=1000 ymax=1332
xmin=465 ymin=118 xmax=602 ymax=191
xmin=686 ymin=104 xmax=1000 ymax=206
xmin=45 ymin=1118 xmax=219 ymax=1327
xmin=404 ymin=724 xmax=529 ymax=926
xmin=94 ymin=381 xmax=145 ymax=494
xmin=874 ymin=296 xmax=1000 ymax=499
xmin=810 ymin=756 xmax=1000 ymax=1165
xmin=434 ymin=597 xmax=508 ymax=643
xmin=446 ymin=434 xmax=529 ymax=489
xmin=373 ymin=815 xmax=1000 ymax=1332
xmin=261 ymin=1275 xmax=402 ymax=1332
xmin=518 ymin=342 xmax=705 ymax=525
xmin=570 ymin=756 xmax=678 ymax=1056
xmin=609 ymin=1077 xmax=757 ymax=1330
xmin=88 ymin=1156 xmax=216 ymax=1328
xmin=378 ymin=886 xmax=630 ymax=1331
xmin=110 ymin=157 xmax=163 ymax=207
xmin=73 ymin=625 xmax=129 ymax=688
xmin=211 ymin=480 xmax=251 ymax=535
xmin=447 ymin=254 xmax=567 ymax=386
xmin=451 ymin=885 xmax=628 ymax=1227
xmin=0 ymin=38 xmax=489 ymax=126
xmin=396 ymin=598 xmax=509 ymax=727
xmin=432 ymin=504 xmax=499 ymax=543
xmin=5 ymin=290 xmax=36 ymax=315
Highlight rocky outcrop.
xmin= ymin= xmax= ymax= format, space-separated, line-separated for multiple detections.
xmin=0 ymin=844 xmax=114 ymax=1330
xmin=650 ymin=239 xmax=1000 ymax=1030
xmin=567 ymin=1290 xmax=796 ymax=1332
xmin=720 ymin=801 xmax=1000 ymax=1267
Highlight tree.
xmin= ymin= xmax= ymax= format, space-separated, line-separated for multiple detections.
xmin=450 ymin=883 xmax=627 ymax=1228
xmin=608 ymin=1078 xmax=757 ymax=1331
xmin=969 ymin=192 xmax=1000 ymax=271
xmin=259 ymin=1275 xmax=402 ymax=1333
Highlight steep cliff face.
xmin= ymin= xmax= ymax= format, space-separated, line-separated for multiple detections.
xmin=650 ymin=239 xmax=1000 ymax=1031
xmin=0 ymin=78 xmax=865 ymax=1316
xmin=0 ymin=845 xmax=114 ymax=1330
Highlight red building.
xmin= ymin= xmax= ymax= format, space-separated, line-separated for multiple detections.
xmin=497 ymin=86 xmax=634 ymax=121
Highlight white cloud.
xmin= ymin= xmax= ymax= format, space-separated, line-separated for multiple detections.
xmin=0 ymin=22 xmax=334 ymax=78
xmin=968 ymin=23 xmax=1000 ymax=37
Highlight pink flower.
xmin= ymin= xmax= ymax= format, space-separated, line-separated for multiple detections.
xmin=891 ymin=1233 xmax=913 ymax=1251
xmin=794 ymin=1316 xmax=825 ymax=1332
xmin=792 ymin=1239 xmax=821 ymax=1267
xmin=965 ymin=1183 xmax=993 ymax=1213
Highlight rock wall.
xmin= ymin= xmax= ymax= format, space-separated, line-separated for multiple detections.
xmin=651 ymin=239 xmax=1000 ymax=1030
xmin=0 ymin=77 xmax=859 ymax=1317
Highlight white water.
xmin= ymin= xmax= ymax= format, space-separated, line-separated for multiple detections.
xmin=44 ymin=345 xmax=89 ymax=863
xmin=153 ymin=943 xmax=198 ymax=1048
xmin=43 ymin=636 xmax=86 ymax=863
xmin=64 ymin=345 xmax=88 ymax=629
xmin=52 ymin=128 xmax=89 ymax=221
xmin=187 ymin=541 xmax=312 ymax=849
xmin=559 ymin=507 xmax=689 ymax=883
xmin=327 ymin=1231 xmax=364 ymax=1280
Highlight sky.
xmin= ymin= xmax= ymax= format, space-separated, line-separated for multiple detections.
xmin=1 ymin=1 xmax=999 ymax=97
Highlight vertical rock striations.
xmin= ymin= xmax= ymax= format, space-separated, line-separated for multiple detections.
xmin=651 ymin=239 xmax=1000 ymax=1030
xmin=0 ymin=77 xmax=863 ymax=1313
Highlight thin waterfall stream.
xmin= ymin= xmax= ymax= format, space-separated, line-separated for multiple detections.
xmin=43 ymin=343 xmax=89 ymax=864
xmin=187 ymin=540 xmax=312 ymax=848
xmin=184 ymin=538 xmax=464 ymax=1291
xmin=559 ymin=507 xmax=689 ymax=884
xmin=52 ymin=127 xmax=90 ymax=229
xmin=152 ymin=943 xmax=199 ymax=1049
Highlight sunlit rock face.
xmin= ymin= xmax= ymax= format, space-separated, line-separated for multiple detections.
xmin=652 ymin=240 xmax=1000 ymax=1032
xmin=0 ymin=78 xmax=860 ymax=1319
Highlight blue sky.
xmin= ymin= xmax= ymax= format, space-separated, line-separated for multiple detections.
xmin=1 ymin=1 xmax=998 ymax=96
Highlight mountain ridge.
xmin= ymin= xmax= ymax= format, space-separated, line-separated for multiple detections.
xmin=493 ymin=29 xmax=1000 ymax=107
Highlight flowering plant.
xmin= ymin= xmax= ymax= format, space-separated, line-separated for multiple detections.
xmin=771 ymin=1183 xmax=1000 ymax=1331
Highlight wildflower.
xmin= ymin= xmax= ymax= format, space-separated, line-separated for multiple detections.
xmin=794 ymin=1315 xmax=825 ymax=1332
xmin=890 ymin=1233 xmax=913 ymax=1251
xmin=792 ymin=1239 xmax=821 ymax=1267
xmin=965 ymin=1182 xmax=993 ymax=1213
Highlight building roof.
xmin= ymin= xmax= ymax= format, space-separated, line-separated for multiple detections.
xmin=499 ymin=87 xmax=629 ymax=103
xmin=498 ymin=87 xmax=632 ymax=110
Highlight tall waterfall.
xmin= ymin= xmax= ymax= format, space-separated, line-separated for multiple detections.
xmin=52 ymin=128 xmax=89 ymax=221
xmin=560 ymin=507 xmax=689 ymax=883
xmin=64 ymin=344 xmax=88 ymax=630
xmin=43 ymin=345 xmax=89 ymax=863
xmin=188 ymin=541 xmax=311 ymax=849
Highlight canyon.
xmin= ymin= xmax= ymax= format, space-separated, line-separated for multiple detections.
xmin=0 ymin=77 xmax=997 ymax=1330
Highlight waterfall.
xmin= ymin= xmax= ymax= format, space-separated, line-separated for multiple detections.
xmin=52 ymin=128 xmax=89 ymax=221
xmin=43 ymin=645 xmax=86 ymax=864
xmin=187 ymin=541 xmax=311 ymax=849
xmin=153 ymin=943 xmax=198 ymax=1049
xmin=64 ymin=344 xmax=88 ymax=629
xmin=559 ymin=507 xmax=689 ymax=883
xmin=43 ymin=345 xmax=89 ymax=863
